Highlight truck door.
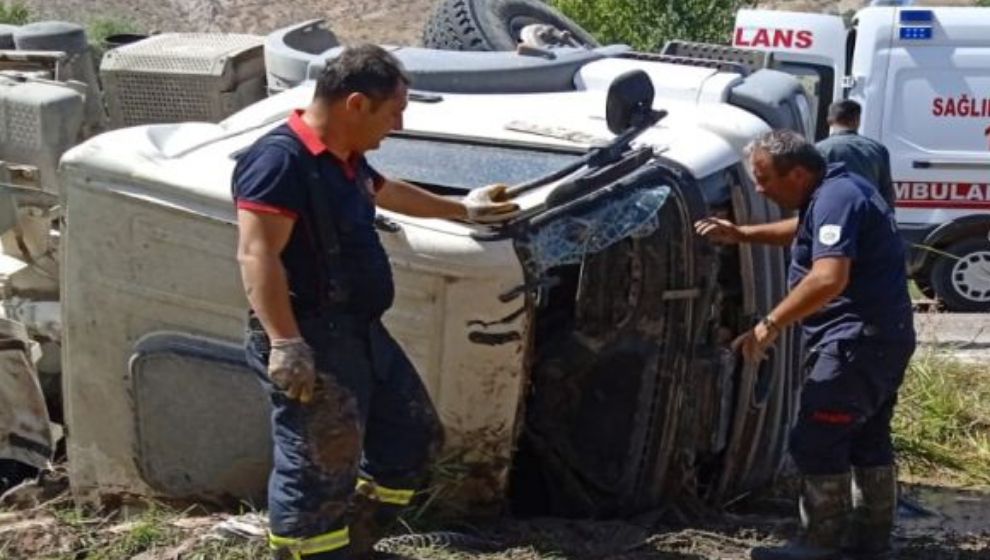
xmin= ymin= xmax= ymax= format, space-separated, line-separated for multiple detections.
xmin=733 ymin=10 xmax=848 ymax=140
xmin=876 ymin=7 xmax=990 ymax=311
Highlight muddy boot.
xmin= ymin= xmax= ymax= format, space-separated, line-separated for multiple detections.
xmin=844 ymin=465 xmax=896 ymax=559
xmin=751 ymin=473 xmax=852 ymax=560
xmin=349 ymin=492 xmax=403 ymax=560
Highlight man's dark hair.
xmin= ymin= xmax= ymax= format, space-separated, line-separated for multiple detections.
xmin=746 ymin=129 xmax=826 ymax=177
xmin=827 ymin=99 xmax=862 ymax=126
xmin=315 ymin=45 xmax=410 ymax=105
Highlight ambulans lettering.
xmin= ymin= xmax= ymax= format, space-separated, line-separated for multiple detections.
xmin=894 ymin=182 xmax=990 ymax=209
xmin=931 ymin=95 xmax=990 ymax=118
xmin=733 ymin=27 xmax=814 ymax=49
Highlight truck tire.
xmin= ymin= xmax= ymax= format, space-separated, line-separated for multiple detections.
xmin=913 ymin=277 xmax=935 ymax=300
xmin=13 ymin=21 xmax=88 ymax=54
xmin=422 ymin=0 xmax=598 ymax=51
xmin=930 ymin=236 xmax=990 ymax=312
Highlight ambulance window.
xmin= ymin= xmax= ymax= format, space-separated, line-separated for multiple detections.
xmin=773 ymin=62 xmax=834 ymax=140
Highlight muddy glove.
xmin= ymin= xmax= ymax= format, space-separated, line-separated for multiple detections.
xmin=268 ymin=337 xmax=316 ymax=403
xmin=464 ymin=183 xmax=520 ymax=223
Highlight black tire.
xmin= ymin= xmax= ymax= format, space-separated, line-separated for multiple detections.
xmin=422 ymin=0 xmax=599 ymax=52
xmin=913 ymin=277 xmax=935 ymax=300
xmin=0 ymin=459 xmax=37 ymax=495
xmin=930 ymin=236 xmax=990 ymax=312
xmin=13 ymin=21 xmax=88 ymax=54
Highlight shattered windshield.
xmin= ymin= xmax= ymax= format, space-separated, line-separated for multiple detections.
xmin=518 ymin=185 xmax=672 ymax=274
xmin=367 ymin=136 xmax=582 ymax=192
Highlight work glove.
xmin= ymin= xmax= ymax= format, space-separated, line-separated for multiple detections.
xmin=463 ymin=183 xmax=520 ymax=223
xmin=268 ymin=337 xmax=317 ymax=403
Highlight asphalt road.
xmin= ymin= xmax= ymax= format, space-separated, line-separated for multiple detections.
xmin=914 ymin=312 xmax=990 ymax=364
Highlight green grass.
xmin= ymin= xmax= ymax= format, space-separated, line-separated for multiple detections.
xmin=893 ymin=348 xmax=990 ymax=486
xmin=0 ymin=1 xmax=30 ymax=25
xmin=86 ymin=17 xmax=142 ymax=46
xmin=0 ymin=5 xmax=142 ymax=47
xmin=908 ymin=280 xmax=924 ymax=302
xmin=0 ymin=501 xmax=267 ymax=560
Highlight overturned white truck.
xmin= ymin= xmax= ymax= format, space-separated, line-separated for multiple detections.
xmin=11 ymin=20 xmax=810 ymax=516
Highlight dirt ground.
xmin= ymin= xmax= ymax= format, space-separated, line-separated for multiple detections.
xmin=15 ymin=0 xmax=437 ymax=45
xmin=1 ymin=479 xmax=988 ymax=559
xmin=14 ymin=0 xmax=979 ymax=47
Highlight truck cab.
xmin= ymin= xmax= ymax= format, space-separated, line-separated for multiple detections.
xmin=734 ymin=6 xmax=990 ymax=311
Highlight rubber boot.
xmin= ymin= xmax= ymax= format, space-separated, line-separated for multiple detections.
xmin=348 ymin=492 xmax=403 ymax=560
xmin=751 ymin=473 xmax=852 ymax=560
xmin=844 ymin=465 xmax=897 ymax=559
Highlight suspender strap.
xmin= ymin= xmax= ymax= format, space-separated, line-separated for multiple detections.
xmin=248 ymin=132 xmax=348 ymax=307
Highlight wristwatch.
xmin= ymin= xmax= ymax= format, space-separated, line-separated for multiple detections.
xmin=759 ymin=315 xmax=780 ymax=335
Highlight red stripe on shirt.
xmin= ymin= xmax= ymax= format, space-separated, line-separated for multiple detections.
xmin=287 ymin=109 xmax=365 ymax=179
xmin=236 ymin=200 xmax=298 ymax=220
xmin=287 ymin=110 xmax=328 ymax=156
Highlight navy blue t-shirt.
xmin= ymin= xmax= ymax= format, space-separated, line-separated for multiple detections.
xmin=232 ymin=112 xmax=393 ymax=316
xmin=789 ymin=163 xmax=915 ymax=348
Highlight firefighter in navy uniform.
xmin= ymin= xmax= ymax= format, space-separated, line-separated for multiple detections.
xmin=233 ymin=45 xmax=517 ymax=560
xmin=695 ymin=130 xmax=915 ymax=560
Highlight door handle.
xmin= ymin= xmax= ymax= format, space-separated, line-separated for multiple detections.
xmin=912 ymin=160 xmax=990 ymax=170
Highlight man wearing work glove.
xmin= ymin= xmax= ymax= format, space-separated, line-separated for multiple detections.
xmin=233 ymin=45 xmax=517 ymax=560
xmin=695 ymin=130 xmax=914 ymax=560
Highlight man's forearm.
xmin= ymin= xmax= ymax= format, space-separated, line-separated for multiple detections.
xmin=768 ymin=270 xmax=845 ymax=329
xmin=740 ymin=217 xmax=798 ymax=246
xmin=240 ymin=254 xmax=300 ymax=340
xmin=377 ymin=179 xmax=466 ymax=219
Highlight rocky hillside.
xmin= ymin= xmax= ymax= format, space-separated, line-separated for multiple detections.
xmin=13 ymin=0 xmax=978 ymax=45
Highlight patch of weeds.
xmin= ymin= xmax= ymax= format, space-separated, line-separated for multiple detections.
xmin=893 ymin=347 xmax=990 ymax=486
xmin=67 ymin=503 xmax=181 ymax=559
xmin=405 ymin=448 xmax=476 ymax=527
xmin=86 ymin=16 xmax=142 ymax=46
xmin=0 ymin=1 xmax=29 ymax=25
xmin=51 ymin=504 xmax=97 ymax=528
xmin=908 ymin=281 xmax=925 ymax=302
xmin=181 ymin=539 xmax=268 ymax=560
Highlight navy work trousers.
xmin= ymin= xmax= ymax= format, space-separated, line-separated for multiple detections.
xmin=789 ymin=337 xmax=915 ymax=476
xmin=245 ymin=312 xmax=443 ymax=559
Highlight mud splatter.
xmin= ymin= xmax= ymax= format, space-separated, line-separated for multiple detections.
xmin=305 ymin=377 xmax=362 ymax=478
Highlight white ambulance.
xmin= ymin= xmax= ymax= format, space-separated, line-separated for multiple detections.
xmin=734 ymin=6 xmax=990 ymax=312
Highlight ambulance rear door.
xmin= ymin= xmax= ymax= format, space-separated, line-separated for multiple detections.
xmin=733 ymin=9 xmax=847 ymax=140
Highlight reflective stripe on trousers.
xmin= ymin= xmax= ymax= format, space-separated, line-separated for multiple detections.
xmin=269 ymin=527 xmax=349 ymax=559
xmin=356 ymin=476 xmax=415 ymax=506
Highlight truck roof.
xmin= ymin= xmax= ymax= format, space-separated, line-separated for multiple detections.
xmin=60 ymin=77 xmax=767 ymax=219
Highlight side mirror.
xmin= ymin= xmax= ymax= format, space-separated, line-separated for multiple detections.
xmin=606 ymin=70 xmax=656 ymax=135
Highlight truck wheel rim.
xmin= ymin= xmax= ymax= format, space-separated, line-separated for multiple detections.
xmin=951 ymin=250 xmax=990 ymax=303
